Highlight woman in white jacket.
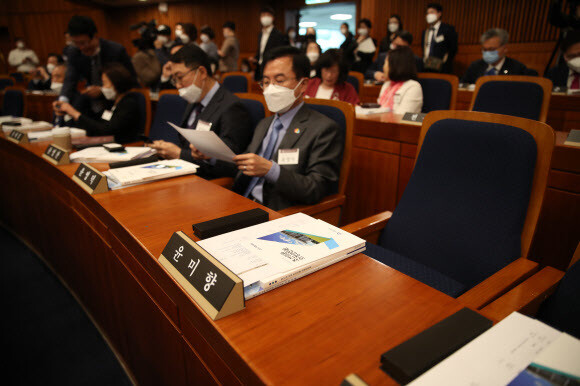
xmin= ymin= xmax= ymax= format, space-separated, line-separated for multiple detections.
xmin=377 ymin=46 xmax=423 ymax=114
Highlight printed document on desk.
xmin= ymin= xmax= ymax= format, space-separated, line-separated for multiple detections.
xmin=168 ymin=122 xmax=236 ymax=163
xmin=104 ymin=159 xmax=198 ymax=189
xmin=197 ymin=213 xmax=365 ymax=299
xmin=70 ymin=146 xmax=156 ymax=163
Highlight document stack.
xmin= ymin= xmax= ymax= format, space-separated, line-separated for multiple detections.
xmin=28 ymin=127 xmax=87 ymax=141
xmin=197 ymin=213 xmax=366 ymax=299
xmin=103 ymin=159 xmax=198 ymax=189
xmin=1 ymin=118 xmax=52 ymax=133
xmin=70 ymin=145 xmax=156 ymax=163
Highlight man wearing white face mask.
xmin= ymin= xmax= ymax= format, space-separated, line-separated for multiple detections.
xmin=251 ymin=6 xmax=288 ymax=81
xmin=149 ymin=45 xmax=253 ymax=179
xmin=154 ymin=24 xmax=174 ymax=67
xmin=421 ymin=2 xmax=457 ymax=74
xmin=28 ymin=53 xmax=63 ymax=91
xmin=8 ymin=38 xmax=39 ymax=73
xmin=230 ymin=46 xmax=344 ymax=210
xmin=352 ymin=18 xmax=377 ymax=75
xmin=546 ymin=31 xmax=580 ymax=91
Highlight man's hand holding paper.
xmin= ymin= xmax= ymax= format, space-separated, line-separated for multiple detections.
xmin=168 ymin=122 xmax=237 ymax=163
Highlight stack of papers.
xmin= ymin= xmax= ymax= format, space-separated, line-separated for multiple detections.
xmin=28 ymin=127 xmax=87 ymax=142
xmin=103 ymin=159 xmax=198 ymax=189
xmin=197 ymin=213 xmax=366 ymax=299
xmin=70 ymin=145 xmax=156 ymax=163
xmin=0 ymin=116 xmax=33 ymax=125
xmin=1 ymin=121 xmax=52 ymax=133
xmin=355 ymin=105 xmax=391 ymax=115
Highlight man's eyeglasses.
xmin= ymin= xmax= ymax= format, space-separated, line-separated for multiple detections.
xmin=258 ymin=77 xmax=297 ymax=89
xmin=170 ymin=68 xmax=196 ymax=86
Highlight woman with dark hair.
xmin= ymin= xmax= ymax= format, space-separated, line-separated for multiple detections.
xmin=352 ymin=18 xmax=377 ymax=74
xmin=304 ymin=49 xmax=359 ymax=105
xmin=379 ymin=14 xmax=403 ymax=53
xmin=175 ymin=22 xmax=197 ymax=45
xmin=55 ymin=63 xmax=141 ymax=143
xmin=199 ymin=25 xmax=219 ymax=63
xmin=377 ymin=46 xmax=422 ymax=114
xmin=304 ymin=40 xmax=322 ymax=77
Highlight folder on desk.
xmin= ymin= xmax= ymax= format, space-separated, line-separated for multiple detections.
xmin=103 ymin=159 xmax=198 ymax=189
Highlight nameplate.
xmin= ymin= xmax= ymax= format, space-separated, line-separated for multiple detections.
xmin=401 ymin=112 xmax=427 ymax=124
xmin=7 ymin=129 xmax=29 ymax=144
xmin=42 ymin=144 xmax=70 ymax=165
xmin=72 ymin=163 xmax=108 ymax=194
xmin=159 ymin=231 xmax=244 ymax=320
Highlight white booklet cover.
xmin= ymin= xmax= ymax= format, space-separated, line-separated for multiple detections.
xmin=70 ymin=146 xmax=156 ymax=163
xmin=104 ymin=159 xmax=198 ymax=189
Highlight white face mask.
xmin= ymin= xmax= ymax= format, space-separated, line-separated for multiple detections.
xmin=175 ymin=29 xmax=183 ymax=38
xmin=288 ymin=31 xmax=296 ymax=39
xmin=179 ymin=34 xmax=190 ymax=44
xmin=178 ymin=70 xmax=202 ymax=104
xmin=46 ymin=63 xmax=56 ymax=74
xmin=261 ymin=16 xmax=273 ymax=27
xmin=263 ymin=79 xmax=304 ymax=114
xmin=16 ymin=41 xmax=25 ymax=49
xmin=567 ymin=57 xmax=580 ymax=73
xmin=200 ymin=34 xmax=209 ymax=43
xmin=102 ymin=86 xmax=117 ymax=101
xmin=50 ymin=82 xmax=63 ymax=93
xmin=426 ymin=13 xmax=438 ymax=24
xmin=390 ymin=43 xmax=397 ymax=51
xmin=306 ymin=52 xmax=319 ymax=64
xmin=358 ymin=28 xmax=368 ymax=36
xmin=157 ymin=35 xmax=169 ymax=44
xmin=388 ymin=23 xmax=399 ymax=33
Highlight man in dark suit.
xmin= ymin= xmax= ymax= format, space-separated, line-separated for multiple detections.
xmin=150 ymin=45 xmax=253 ymax=179
xmin=461 ymin=28 xmax=535 ymax=85
xmin=231 ymin=46 xmax=344 ymax=210
xmin=365 ymin=30 xmax=423 ymax=81
xmin=546 ymin=30 xmax=580 ymax=90
xmin=251 ymin=7 xmax=288 ymax=81
xmin=56 ymin=16 xmax=136 ymax=120
xmin=421 ymin=3 xmax=458 ymax=74
xmin=339 ymin=22 xmax=357 ymax=70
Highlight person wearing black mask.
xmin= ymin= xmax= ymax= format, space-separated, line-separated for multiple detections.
xmin=421 ymin=3 xmax=458 ymax=73
xmin=379 ymin=15 xmax=403 ymax=53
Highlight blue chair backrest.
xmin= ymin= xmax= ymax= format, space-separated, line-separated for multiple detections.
xmin=346 ymin=75 xmax=359 ymax=93
xmin=222 ymin=76 xmax=248 ymax=94
xmin=238 ymin=98 xmax=265 ymax=129
xmin=537 ymin=260 xmax=580 ymax=339
xmin=306 ymin=103 xmax=347 ymax=133
xmin=379 ymin=118 xmax=537 ymax=290
xmin=0 ymin=78 xmax=14 ymax=91
xmin=9 ymin=72 xmax=24 ymax=82
xmin=2 ymin=89 xmax=24 ymax=117
xmin=418 ymin=78 xmax=452 ymax=113
xmin=127 ymin=91 xmax=147 ymax=135
xmin=149 ymin=94 xmax=188 ymax=144
xmin=472 ymin=81 xmax=544 ymax=121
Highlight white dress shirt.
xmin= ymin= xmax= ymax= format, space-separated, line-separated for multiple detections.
xmin=8 ymin=48 xmax=39 ymax=72
xmin=259 ymin=25 xmax=274 ymax=64
xmin=424 ymin=21 xmax=441 ymax=59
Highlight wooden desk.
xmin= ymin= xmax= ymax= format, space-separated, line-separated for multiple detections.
xmin=348 ymin=113 xmax=580 ymax=270
xmin=360 ymin=84 xmax=580 ymax=132
xmin=0 ymin=136 xmax=467 ymax=385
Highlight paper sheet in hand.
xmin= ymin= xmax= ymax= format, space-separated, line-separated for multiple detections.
xmin=168 ymin=122 xmax=236 ymax=163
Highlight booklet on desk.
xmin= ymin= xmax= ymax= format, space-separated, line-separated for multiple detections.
xmin=70 ymin=145 xmax=156 ymax=163
xmin=197 ymin=213 xmax=365 ymax=299
xmin=103 ymin=159 xmax=198 ymax=189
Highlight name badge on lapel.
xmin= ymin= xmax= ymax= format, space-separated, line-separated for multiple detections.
xmin=278 ymin=149 xmax=299 ymax=165
xmin=196 ymin=120 xmax=212 ymax=131
xmin=434 ymin=34 xmax=445 ymax=43
xmin=101 ymin=110 xmax=113 ymax=121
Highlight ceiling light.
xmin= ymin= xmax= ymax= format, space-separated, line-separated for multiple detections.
xmin=299 ymin=21 xmax=318 ymax=27
xmin=330 ymin=14 xmax=352 ymax=21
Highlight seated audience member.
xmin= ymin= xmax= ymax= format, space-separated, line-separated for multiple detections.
xmin=149 ymin=45 xmax=253 ymax=179
xmin=175 ymin=22 xmax=197 ymax=45
xmin=304 ymin=41 xmax=322 ymax=77
xmin=218 ymin=21 xmax=240 ymax=72
xmin=287 ymin=27 xmax=300 ymax=48
xmin=339 ymin=22 xmax=357 ymax=69
xmin=28 ymin=53 xmax=63 ymax=91
xmin=154 ymin=24 xmax=174 ymax=67
xmin=49 ymin=63 xmax=67 ymax=95
xmin=132 ymin=28 xmax=162 ymax=88
xmin=377 ymin=46 xmax=423 ymax=114
xmin=366 ymin=30 xmax=422 ymax=81
xmin=54 ymin=63 xmax=141 ymax=144
xmin=305 ymin=49 xmax=359 ymax=105
xmin=8 ymin=38 xmax=39 ymax=73
xmin=461 ymin=28 xmax=534 ymax=84
xmin=56 ymin=15 xmax=136 ymax=120
xmin=157 ymin=43 xmax=184 ymax=91
xmin=352 ymin=19 xmax=377 ymax=74
xmin=546 ymin=30 xmax=580 ymax=90
xmin=229 ymin=46 xmax=344 ymax=210
xmin=199 ymin=25 xmax=220 ymax=65
xmin=379 ymin=14 xmax=404 ymax=53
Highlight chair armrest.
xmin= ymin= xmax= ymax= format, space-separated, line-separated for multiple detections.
xmin=341 ymin=211 xmax=392 ymax=242
xmin=210 ymin=177 xmax=234 ymax=189
xmin=457 ymin=258 xmax=539 ymax=310
xmin=480 ymin=267 xmax=564 ymax=322
xmin=278 ymin=194 xmax=345 ymax=216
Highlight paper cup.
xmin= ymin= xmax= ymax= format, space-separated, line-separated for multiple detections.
xmin=52 ymin=127 xmax=72 ymax=150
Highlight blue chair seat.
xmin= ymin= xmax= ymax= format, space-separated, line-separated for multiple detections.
xmin=365 ymin=242 xmax=467 ymax=298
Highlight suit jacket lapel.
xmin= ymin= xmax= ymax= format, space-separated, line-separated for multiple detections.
xmin=248 ymin=115 xmax=275 ymax=154
xmin=199 ymin=86 xmax=223 ymax=123
xmin=180 ymin=103 xmax=195 ymax=127
xmin=277 ymin=104 xmax=310 ymax=150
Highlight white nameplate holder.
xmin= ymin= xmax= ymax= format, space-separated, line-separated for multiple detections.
xmin=42 ymin=144 xmax=70 ymax=165
xmin=7 ymin=129 xmax=29 ymax=144
xmin=72 ymin=163 xmax=109 ymax=194
xmin=159 ymin=231 xmax=244 ymax=320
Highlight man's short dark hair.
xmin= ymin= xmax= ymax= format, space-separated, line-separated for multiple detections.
xmin=223 ymin=21 xmax=235 ymax=31
xmin=263 ymin=46 xmax=310 ymax=80
xmin=103 ymin=62 xmax=136 ymax=94
xmin=562 ymin=30 xmax=580 ymax=54
xmin=157 ymin=24 xmax=171 ymax=36
xmin=67 ymin=15 xmax=98 ymax=38
xmin=394 ymin=30 xmax=413 ymax=45
xmin=387 ymin=46 xmax=417 ymax=82
xmin=341 ymin=22 xmax=349 ymax=30
xmin=200 ymin=26 xmax=215 ymax=40
xmin=315 ymin=49 xmax=349 ymax=84
xmin=260 ymin=6 xmax=275 ymax=15
xmin=47 ymin=53 xmax=65 ymax=64
xmin=170 ymin=44 xmax=213 ymax=76
xmin=427 ymin=3 xmax=443 ymax=12
xmin=359 ymin=18 xmax=372 ymax=29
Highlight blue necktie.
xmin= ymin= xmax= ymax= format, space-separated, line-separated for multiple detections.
xmin=243 ymin=118 xmax=284 ymax=198
xmin=485 ymin=68 xmax=497 ymax=76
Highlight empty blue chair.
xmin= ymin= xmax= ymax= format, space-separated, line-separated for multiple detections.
xmin=149 ymin=92 xmax=188 ymax=145
xmin=2 ymin=88 xmax=25 ymax=117
xmin=237 ymin=98 xmax=265 ymax=129
xmin=417 ymin=73 xmax=458 ymax=113
xmin=126 ymin=89 xmax=150 ymax=136
xmin=346 ymin=72 xmax=362 ymax=93
xmin=470 ymin=75 xmax=552 ymax=122
xmin=222 ymin=73 xmax=249 ymax=94
xmin=306 ymin=102 xmax=347 ymax=132
xmin=362 ymin=111 xmax=553 ymax=298
xmin=0 ymin=77 xmax=14 ymax=91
